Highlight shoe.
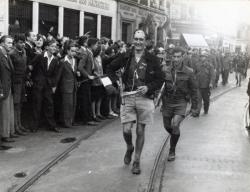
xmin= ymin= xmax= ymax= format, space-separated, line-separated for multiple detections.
xmin=106 ymin=115 xmax=115 ymax=119
xmin=109 ymin=112 xmax=118 ymax=117
xmin=19 ymin=125 xmax=29 ymax=132
xmin=2 ymin=138 xmax=15 ymax=143
xmin=97 ymin=115 xmax=106 ymax=120
xmin=0 ymin=145 xmax=12 ymax=150
xmin=63 ymin=125 xmax=72 ymax=128
xmin=167 ymin=150 xmax=175 ymax=161
xmin=124 ymin=146 xmax=134 ymax=165
xmin=51 ymin=127 xmax=61 ymax=133
xmin=10 ymin=134 xmax=19 ymax=138
xmin=16 ymin=129 xmax=27 ymax=136
xmin=87 ymin=121 xmax=98 ymax=126
xmin=72 ymin=122 xmax=81 ymax=126
xmin=131 ymin=161 xmax=141 ymax=175
xmin=113 ymin=109 xmax=120 ymax=115
xmin=93 ymin=117 xmax=101 ymax=122
xmin=31 ymin=127 xmax=38 ymax=133
xmin=204 ymin=111 xmax=208 ymax=115
xmin=191 ymin=113 xmax=199 ymax=117
xmin=20 ymin=128 xmax=29 ymax=133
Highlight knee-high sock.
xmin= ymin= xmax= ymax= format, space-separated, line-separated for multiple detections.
xmin=123 ymin=132 xmax=133 ymax=147
xmin=170 ymin=134 xmax=180 ymax=151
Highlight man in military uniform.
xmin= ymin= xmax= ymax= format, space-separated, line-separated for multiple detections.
xmin=196 ymin=51 xmax=215 ymax=115
xmin=246 ymin=77 xmax=250 ymax=130
xmin=190 ymin=48 xmax=200 ymax=74
xmin=210 ymin=49 xmax=220 ymax=87
xmin=233 ymin=52 xmax=246 ymax=87
xmin=161 ymin=47 xmax=198 ymax=161
xmin=221 ymin=52 xmax=231 ymax=85
xmin=243 ymin=53 xmax=249 ymax=78
xmin=165 ymin=44 xmax=175 ymax=66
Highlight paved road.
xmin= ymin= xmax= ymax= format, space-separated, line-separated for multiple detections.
xmin=161 ymin=80 xmax=250 ymax=192
xmin=0 ymin=73 xmax=244 ymax=192
xmin=27 ymin=105 xmax=166 ymax=192
xmin=26 ymin=79 xmax=248 ymax=192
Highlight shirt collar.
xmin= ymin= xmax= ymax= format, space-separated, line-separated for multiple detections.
xmin=87 ymin=48 xmax=93 ymax=55
xmin=44 ymin=51 xmax=54 ymax=60
xmin=0 ymin=46 xmax=7 ymax=57
xmin=64 ymin=55 xmax=73 ymax=63
xmin=14 ymin=47 xmax=24 ymax=55
xmin=26 ymin=41 xmax=33 ymax=48
xmin=81 ymin=46 xmax=86 ymax=51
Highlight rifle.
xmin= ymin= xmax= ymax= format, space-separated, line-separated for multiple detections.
xmin=154 ymin=82 xmax=165 ymax=108
xmin=117 ymin=69 xmax=125 ymax=105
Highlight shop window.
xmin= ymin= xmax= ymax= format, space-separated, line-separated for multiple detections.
xmin=64 ymin=8 xmax=79 ymax=39
xmin=9 ymin=0 xmax=32 ymax=36
xmin=101 ymin=16 xmax=112 ymax=39
xmin=122 ymin=22 xmax=132 ymax=44
xmin=150 ymin=0 xmax=157 ymax=8
xmin=159 ymin=0 xmax=164 ymax=10
xmin=84 ymin=12 xmax=97 ymax=38
xmin=140 ymin=0 xmax=148 ymax=6
xmin=39 ymin=3 xmax=58 ymax=37
xmin=130 ymin=0 xmax=139 ymax=3
xmin=157 ymin=26 xmax=163 ymax=44
xmin=166 ymin=1 xmax=170 ymax=9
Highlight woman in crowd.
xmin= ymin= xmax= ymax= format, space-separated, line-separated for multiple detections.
xmin=35 ymin=34 xmax=45 ymax=54
xmin=101 ymin=41 xmax=120 ymax=118
xmin=91 ymin=44 xmax=106 ymax=121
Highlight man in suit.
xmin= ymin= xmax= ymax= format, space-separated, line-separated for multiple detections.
xmin=0 ymin=35 xmax=16 ymax=142
xmin=9 ymin=34 xmax=28 ymax=135
xmin=25 ymin=31 xmax=37 ymax=67
xmin=30 ymin=39 xmax=60 ymax=132
xmin=77 ymin=37 xmax=98 ymax=125
xmin=24 ymin=31 xmax=37 ymax=129
xmin=57 ymin=40 xmax=78 ymax=127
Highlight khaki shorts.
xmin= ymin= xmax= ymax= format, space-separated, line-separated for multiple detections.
xmin=120 ymin=94 xmax=155 ymax=124
xmin=161 ymin=102 xmax=187 ymax=118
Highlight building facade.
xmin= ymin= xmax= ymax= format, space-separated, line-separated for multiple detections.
xmin=169 ymin=0 xmax=215 ymax=47
xmin=117 ymin=0 xmax=168 ymax=44
xmin=1 ymin=0 xmax=117 ymax=40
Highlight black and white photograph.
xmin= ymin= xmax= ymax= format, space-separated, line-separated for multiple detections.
xmin=1 ymin=0 xmax=250 ymax=191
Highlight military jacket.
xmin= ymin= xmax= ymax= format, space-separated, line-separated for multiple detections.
xmin=196 ymin=60 xmax=215 ymax=88
xmin=162 ymin=63 xmax=198 ymax=108
xmin=222 ymin=56 xmax=231 ymax=71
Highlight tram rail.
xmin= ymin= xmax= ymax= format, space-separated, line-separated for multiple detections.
xmin=146 ymin=85 xmax=238 ymax=192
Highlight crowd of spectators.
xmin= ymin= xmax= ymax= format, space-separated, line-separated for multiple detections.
xmin=0 ymin=31 xmax=129 ymax=145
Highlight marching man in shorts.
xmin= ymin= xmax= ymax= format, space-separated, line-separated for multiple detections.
xmin=161 ymin=47 xmax=198 ymax=161
xmin=107 ymin=30 xmax=164 ymax=174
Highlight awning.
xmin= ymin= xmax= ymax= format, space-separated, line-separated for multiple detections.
xmin=182 ymin=33 xmax=209 ymax=48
